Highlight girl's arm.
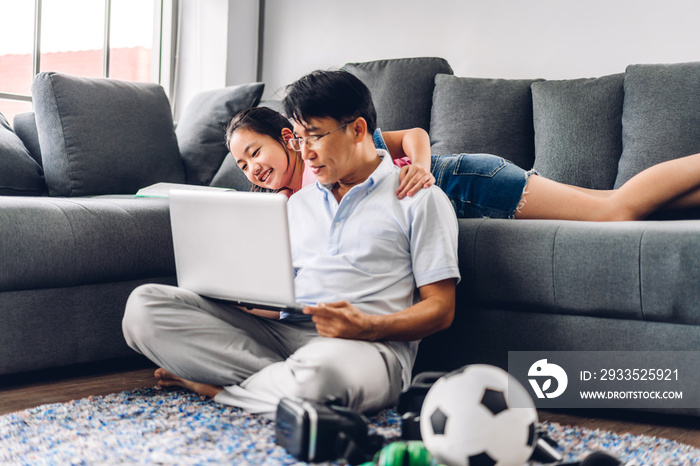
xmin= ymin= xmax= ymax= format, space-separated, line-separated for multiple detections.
xmin=382 ymin=128 xmax=436 ymax=199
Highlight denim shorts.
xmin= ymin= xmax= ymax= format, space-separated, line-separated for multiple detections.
xmin=430 ymin=154 xmax=536 ymax=219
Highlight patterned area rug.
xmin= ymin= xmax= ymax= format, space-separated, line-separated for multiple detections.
xmin=1 ymin=387 xmax=699 ymax=465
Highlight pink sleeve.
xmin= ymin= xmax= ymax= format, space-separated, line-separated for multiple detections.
xmin=393 ymin=156 xmax=412 ymax=168
xmin=301 ymin=163 xmax=316 ymax=188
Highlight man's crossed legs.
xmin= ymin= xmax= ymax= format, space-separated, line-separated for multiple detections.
xmin=122 ymin=284 xmax=402 ymax=418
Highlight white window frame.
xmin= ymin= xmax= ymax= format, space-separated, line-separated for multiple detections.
xmin=0 ymin=0 xmax=178 ymax=105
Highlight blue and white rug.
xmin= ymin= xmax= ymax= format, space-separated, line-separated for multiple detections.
xmin=1 ymin=387 xmax=699 ymax=465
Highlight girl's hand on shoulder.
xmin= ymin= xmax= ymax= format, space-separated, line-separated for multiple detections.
xmin=397 ymin=164 xmax=435 ymax=199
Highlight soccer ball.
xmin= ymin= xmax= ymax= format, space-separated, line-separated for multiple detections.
xmin=419 ymin=364 xmax=538 ymax=466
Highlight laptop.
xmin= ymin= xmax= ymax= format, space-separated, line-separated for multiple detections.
xmin=168 ymin=189 xmax=305 ymax=314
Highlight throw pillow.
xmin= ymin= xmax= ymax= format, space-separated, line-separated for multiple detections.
xmin=209 ymin=154 xmax=254 ymax=191
xmin=176 ymin=83 xmax=264 ymax=185
xmin=13 ymin=112 xmax=43 ymax=166
xmin=257 ymin=99 xmax=285 ymax=115
xmin=532 ymin=74 xmax=624 ymax=190
xmin=430 ymin=74 xmax=541 ymax=170
xmin=616 ymin=62 xmax=700 ymax=188
xmin=343 ymin=57 xmax=454 ymax=132
xmin=32 ymin=72 xmax=184 ymax=197
xmin=0 ymin=112 xmax=46 ymax=196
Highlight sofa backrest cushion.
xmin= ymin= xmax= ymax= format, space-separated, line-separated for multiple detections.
xmin=176 ymin=83 xmax=264 ymax=186
xmin=343 ymin=57 xmax=453 ymax=132
xmin=532 ymin=74 xmax=624 ymax=190
xmin=430 ymin=75 xmax=540 ymax=170
xmin=616 ymin=62 xmax=700 ymax=188
xmin=209 ymin=153 xmax=254 ymax=191
xmin=32 ymin=72 xmax=184 ymax=197
xmin=13 ymin=112 xmax=43 ymax=167
xmin=257 ymin=99 xmax=285 ymax=115
xmin=0 ymin=112 xmax=47 ymax=196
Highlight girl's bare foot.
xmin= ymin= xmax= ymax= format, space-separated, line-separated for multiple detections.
xmin=154 ymin=368 xmax=224 ymax=398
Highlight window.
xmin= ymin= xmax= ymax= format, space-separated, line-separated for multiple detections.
xmin=0 ymin=0 xmax=176 ymax=124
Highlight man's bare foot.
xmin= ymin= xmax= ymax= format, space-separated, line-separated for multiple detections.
xmin=154 ymin=368 xmax=224 ymax=399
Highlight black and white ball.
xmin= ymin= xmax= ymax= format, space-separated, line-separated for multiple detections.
xmin=419 ymin=364 xmax=538 ymax=466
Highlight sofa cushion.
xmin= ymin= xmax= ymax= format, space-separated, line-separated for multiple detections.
xmin=430 ymin=75 xmax=540 ymax=170
xmin=0 ymin=276 xmax=177 ymax=375
xmin=458 ymin=217 xmax=700 ymax=326
xmin=12 ymin=112 xmax=42 ymax=166
xmin=0 ymin=196 xmax=174 ymax=291
xmin=343 ymin=57 xmax=453 ymax=132
xmin=0 ymin=112 xmax=46 ymax=196
xmin=616 ymin=62 xmax=700 ymax=188
xmin=258 ymin=99 xmax=285 ymax=115
xmin=532 ymin=74 xmax=624 ymax=189
xmin=176 ymin=83 xmax=264 ymax=185
xmin=209 ymin=154 xmax=254 ymax=191
xmin=32 ymin=72 xmax=184 ymax=197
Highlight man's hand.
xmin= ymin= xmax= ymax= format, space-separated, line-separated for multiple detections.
xmin=303 ymin=301 xmax=378 ymax=340
xmin=304 ymin=279 xmax=456 ymax=342
xmin=397 ymin=164 xmax=435 ymax=199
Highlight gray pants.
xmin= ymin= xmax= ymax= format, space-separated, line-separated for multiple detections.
xmin=122 ymin=284 xmax=403 ymax=418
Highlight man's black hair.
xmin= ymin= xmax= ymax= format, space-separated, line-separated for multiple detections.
xmin=283 ymin=69 xmax=377 ymax=134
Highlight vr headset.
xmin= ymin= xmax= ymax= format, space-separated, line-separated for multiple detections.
xmin=275 ymin=397 xmax=383 ymax=464
xmin=275 ymin=373 xmax=625 ymax=466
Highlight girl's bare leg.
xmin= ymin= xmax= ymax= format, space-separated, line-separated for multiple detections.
xmin=663 ymin=186 xmax=700 ymax=209
xmin=154 ymin=368 xmax=224 ymax=398
xmin=515 ymin=176 xmax=614 ymax=220
xmin=517 ymin=153 xmax=700 ymax=221
xmin=566 ymin=186 xmax=615 ymax=198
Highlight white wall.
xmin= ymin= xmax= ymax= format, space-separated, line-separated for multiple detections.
xmin=260 ymin=0 xmax=700 ymax=99
xmin=174 ymin=0 xmax=227 ymax=118
xmin=225 ymin=0 xmax=260 ymax=87
xmin=173 ymin=0 xmax=259 ymax=120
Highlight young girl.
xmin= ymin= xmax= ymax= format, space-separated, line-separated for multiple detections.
xmin=226 ymin=106 xmax=700 ymax=221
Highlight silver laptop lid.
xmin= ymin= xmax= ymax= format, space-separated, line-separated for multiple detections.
xmin=169 ymin=189 xmax=300 ymax=312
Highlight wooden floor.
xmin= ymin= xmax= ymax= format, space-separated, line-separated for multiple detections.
xmin=1 ymin=357 xmax=700 ymax=450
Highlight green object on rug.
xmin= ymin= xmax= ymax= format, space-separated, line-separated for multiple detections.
xmin=0 ymin=387 xmax=698 ymax=465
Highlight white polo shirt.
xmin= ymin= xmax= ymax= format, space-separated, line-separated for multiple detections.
xmin=286 ymin=150 xmax=460 ymax=386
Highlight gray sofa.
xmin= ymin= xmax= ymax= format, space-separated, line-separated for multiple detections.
xmin=341 ymin=59 xmax=700 ymax=383
xmin=2 ymin=58 xmax=700 ymax=411
xmin=0 ymin=72 xmax=258 ymax=375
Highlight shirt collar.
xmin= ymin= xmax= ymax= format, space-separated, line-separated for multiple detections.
xmin=314 ymin=149 xmax=394 ymax=196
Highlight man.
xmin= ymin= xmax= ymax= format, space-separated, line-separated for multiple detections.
xmin=122 ymin=70 xmax=460 ymax=418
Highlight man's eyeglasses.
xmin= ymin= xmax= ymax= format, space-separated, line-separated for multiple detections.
xmin=288 ymin=122 xmax=350 ymax=152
